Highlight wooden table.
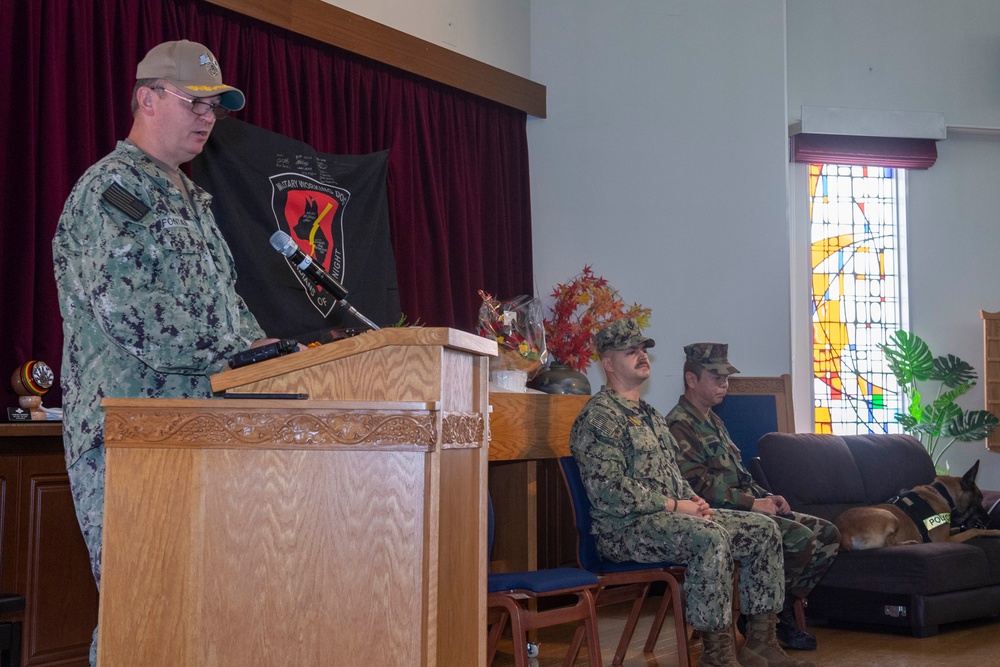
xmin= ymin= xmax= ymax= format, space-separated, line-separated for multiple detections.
xmin=0 ymin=422 xmax=99 ymax=667
xmin=487 ymin=393 xmax=589 ymax=572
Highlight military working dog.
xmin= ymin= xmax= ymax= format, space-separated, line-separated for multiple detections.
xmin=835 ymin=460 xmax=1000 ymax=550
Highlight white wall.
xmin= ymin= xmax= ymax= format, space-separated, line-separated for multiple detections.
xmin=528 ymin=0 xmax=790 ymax=410
xmin=531 ymin=0 xmax=1000 ymax=485
xmin=326 ymin=0 xmax=1000 ymax=486
xmin=787 ymin=0 xmax=1000 ymax=486
xmin=323 ymin=0 xmax=531 ymax=77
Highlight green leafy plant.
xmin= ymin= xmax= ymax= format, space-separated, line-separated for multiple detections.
xmin=880 ymin=329 xmax=999 ymax=473
xmin=391 ymin=313 xmax=423 ymax=327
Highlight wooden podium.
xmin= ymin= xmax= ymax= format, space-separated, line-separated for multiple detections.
xmin=97 ymin=328 xmax=495 ymax=666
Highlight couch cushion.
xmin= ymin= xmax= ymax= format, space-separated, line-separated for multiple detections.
xmin=791 ymin=501 xmax=861 ymax=523
xmin=964 ymin=534 xmax=1000 ymax=583
xmin=756 ymin=432 xmax=866 ymax=517
xmin=818 ymin=541 xmax=995 ymax=594
xmin=841 ymin=434 xmax=936 ymax=504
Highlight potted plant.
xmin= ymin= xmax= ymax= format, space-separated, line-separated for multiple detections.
xmin=534 ymin=266 xmax=651 ymax=394
xmin=880 ymin=329 xmax=999 ymax=473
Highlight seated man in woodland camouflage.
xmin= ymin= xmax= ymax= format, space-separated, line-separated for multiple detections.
xmin=667 ymin=343 xmax=840 ymax=651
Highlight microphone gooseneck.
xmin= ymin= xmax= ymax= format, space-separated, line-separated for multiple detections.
xmin=269 ymin=230 xmax=380 ymax=330
xmin=269 ymin=230 xmax=349 ymax=300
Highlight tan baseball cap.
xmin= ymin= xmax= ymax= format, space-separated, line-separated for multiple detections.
xmin=136 ymin=40 xmax=245 ymax=111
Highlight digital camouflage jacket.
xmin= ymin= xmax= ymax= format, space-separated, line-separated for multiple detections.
xmin=53 ymin=141 xmax=264 ymax=467
xmin=570 ymin=386 xmax=695 ymax=554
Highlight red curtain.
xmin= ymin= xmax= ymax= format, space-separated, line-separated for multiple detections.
xmin=790 ymin=133 xmax=938 ymax=169
xmin=0 ymin=0 xmax=533 ymax=407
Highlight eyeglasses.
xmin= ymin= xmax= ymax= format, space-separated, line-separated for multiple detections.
xmin=151 ymin=86 xmax=229 ymax=119
xmin=708 ymin=373 xmax=730 ymax=386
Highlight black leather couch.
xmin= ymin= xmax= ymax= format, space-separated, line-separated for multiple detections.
xmin=750 ymin=431 xmax=1000 ymax=637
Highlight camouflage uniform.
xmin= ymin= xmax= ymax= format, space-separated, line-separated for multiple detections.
xmin=667 ymin=396 xmax=840 ymax=599
xmin=52 ymin=140 xmax=264 ymax=629
xmin=570 ymin=387 xmax=785 ymax=632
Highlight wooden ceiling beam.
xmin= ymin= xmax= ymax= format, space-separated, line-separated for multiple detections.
xmin=204 ymin=0 xmax=547 ymax=117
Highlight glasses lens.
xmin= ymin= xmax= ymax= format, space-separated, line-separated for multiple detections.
xmin=189 ymin=100 xmax=211 ymax=115
xmin=190 ymin=100 xmax=228 ymax=119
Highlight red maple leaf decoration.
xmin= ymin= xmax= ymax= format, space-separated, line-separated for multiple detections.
xmin=543 ymin=266 xmax=651 ymax=372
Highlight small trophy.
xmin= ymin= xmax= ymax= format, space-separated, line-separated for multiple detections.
xmin=9 ymin=360 xmax=55 ymax=421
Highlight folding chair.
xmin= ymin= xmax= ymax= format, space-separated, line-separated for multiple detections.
xmin=487 ymin=494 xmax=604 ymax=667
xmin=559 ymin=456 xmax=692 ymax=667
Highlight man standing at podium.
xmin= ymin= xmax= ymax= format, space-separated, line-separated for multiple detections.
xmin=52 ymin=40 xmax=272 ymax=665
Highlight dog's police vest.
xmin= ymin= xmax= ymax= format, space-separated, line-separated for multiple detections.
xmin=887 ymin=486 xmax=951 ymax=542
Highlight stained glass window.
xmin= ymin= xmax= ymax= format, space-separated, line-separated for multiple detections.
xmin=810 ymin=164 xmax=907 ymax=435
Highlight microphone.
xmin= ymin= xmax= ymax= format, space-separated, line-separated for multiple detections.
xmin=268 ymin=230 xmax=380 ymax=331
xmin=269 ymin=231 xmax=349 ymax=300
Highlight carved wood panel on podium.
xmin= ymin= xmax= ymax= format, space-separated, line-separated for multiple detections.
xmin=97 ymin=328 xmax=494 ymax=667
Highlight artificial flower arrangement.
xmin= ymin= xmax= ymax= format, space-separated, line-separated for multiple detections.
xmin=477 ymin=291 xmax=546 ymax=377
xmin=543 ymin=266 xmax=652 ymax=372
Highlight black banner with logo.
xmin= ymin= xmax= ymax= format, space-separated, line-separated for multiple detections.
xmin=192 ymin=119 xmax=400 ymax=341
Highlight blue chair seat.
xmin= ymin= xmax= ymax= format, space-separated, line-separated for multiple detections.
xmin=487 ymin=493 xmax=603 ymax=666
xmin=590 ymin=557 xmax=678 ymax=575
xmin=489 ymin=568 xmax=600 ymax=594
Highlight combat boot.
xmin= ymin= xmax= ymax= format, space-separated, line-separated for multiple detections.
xmin=697 ymin=630 xmax=744 ymax=667
xmin=742 ymin=613 xmax=816 ymax=667
xmin=775 ymin=597 xmax=816 ymax=650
